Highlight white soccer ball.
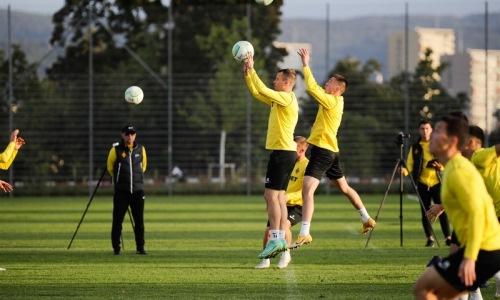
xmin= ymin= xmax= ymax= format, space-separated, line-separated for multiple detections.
xmin=232 ymin=41 xmax=254 ymax=62
xmin=124 ymin=86 xmax=144 ymax=105
xmin=255 ymin=0 xmax=273 ymax=5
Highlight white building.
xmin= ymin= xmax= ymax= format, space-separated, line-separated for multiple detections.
xmin=388 ymin=27 xmax=455 ymax=79
xmin=442 ymin=49 xmax=500 ymax=132
xmin=273 ymin=41 xmax=311 ymax=99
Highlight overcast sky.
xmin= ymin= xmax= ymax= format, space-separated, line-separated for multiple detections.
xmin=0 ymin=0 xmax=498 ymax=19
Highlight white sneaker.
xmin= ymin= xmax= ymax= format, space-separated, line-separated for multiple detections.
xmin=469 ymin=288 xmax=483 ymax=300
xmin=255 ymin=259 xmax=270 ymax=269
xmin=277 ymin=250 xmax=291 ymax=269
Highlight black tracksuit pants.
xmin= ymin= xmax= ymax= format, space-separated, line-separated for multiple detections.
xmin=417 ymin=182 xmax=451 ymax=239
xmin=111 ymin=190 xmax=145 ymax=250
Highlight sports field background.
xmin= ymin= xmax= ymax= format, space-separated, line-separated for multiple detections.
xmin=1 ymin=194 xmax=496 ymax=299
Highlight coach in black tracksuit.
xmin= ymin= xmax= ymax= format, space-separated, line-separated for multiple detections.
xmin=403 ymin=120 xmax=451 ymax=247
xmin=106 ymin=124 xmax=147 ymax=255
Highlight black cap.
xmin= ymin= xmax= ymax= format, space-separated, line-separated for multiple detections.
xmin=121 ymin=124 xmax=136 ymax=134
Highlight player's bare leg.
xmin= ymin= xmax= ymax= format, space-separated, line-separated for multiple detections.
xmin=291 ymin=176 xmax=319 ymax=248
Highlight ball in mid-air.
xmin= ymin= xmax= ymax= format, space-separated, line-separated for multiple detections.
xmin=255 ymin=0 xmax=273 ymax=5
xmin=231 ymin=41 xmax=254 ymax=62
xmin=124 ymin=86 xmax=144 ymax=105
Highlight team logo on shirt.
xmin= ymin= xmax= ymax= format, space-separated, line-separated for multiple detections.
xmin=121 ymin=152 xmax=127 ymax=158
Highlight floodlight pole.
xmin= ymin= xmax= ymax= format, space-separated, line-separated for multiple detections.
xmin=245 ymin=2 xmax=252 ymax=196
xmin=88 ymin=1 xmax=94 ymax=197
xmin=7 ymin=5 xmax=13 ymax=195
xmin=325 ymin=2 xmax=330 ymax=76
xmin=484 ymin=1 xmax=489 ymax=142
xmin=167 ymin=1 xmax=174 ymax=196
xmin=404 ymin=2 xmax=409 ymax=134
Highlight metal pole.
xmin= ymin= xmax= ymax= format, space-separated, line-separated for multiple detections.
xmin=167 ymin=1 xmax=173 ymax=196
xmin=88 ymin=1 xmax=94 ymax=196
xmin=404 ymin=2 xmax=409 ymax=133
xmin=7 ymin=5 xmax=13 ymax=194
xmin=325 ymin=2 xmax=330 ymax=77
xmin=484 ymin=1 xmax=489 ymax=140
xmin=245 ymin=3 xmax=252 ymax=196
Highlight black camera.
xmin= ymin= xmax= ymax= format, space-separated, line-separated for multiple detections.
xmin=395 ymin=132 xmax=411 ymax=145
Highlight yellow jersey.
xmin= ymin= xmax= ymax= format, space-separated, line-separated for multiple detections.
xmin=107 ymin=145 xmax=147 ymax=176
xmin=441 ymin=153 xmax=500 ymax=260
xmin=471 ymin=146 xmax=500 ymax=216
xmin=303 ymin=66 xmax=343 ymax=152
xmin=286 ymin=157 xmax=309 ymax=206
xmin=405 ymin=141 xmax=440 ymax=187
xmin=245 ymin=68 xmax=298 ymax=151
xmin=0 ymin=141 xmax=18 ymax=170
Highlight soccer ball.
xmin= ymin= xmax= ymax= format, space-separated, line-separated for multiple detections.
xmin=232 ymin=41 xmax=254 ymax=62
xmin=124 ymin=86 xmax=144 ymax=105
xmin=255 ymin=0 xmax=273 ymax=5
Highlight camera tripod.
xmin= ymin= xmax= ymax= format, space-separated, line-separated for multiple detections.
xmin=365 ymin=133 xmax=440 ymax=248
xmin=67 ymin=168 xmax=135 ymax=250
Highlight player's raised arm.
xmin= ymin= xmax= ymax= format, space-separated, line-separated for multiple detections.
xmin=298 ymin=48 xmax=339 ymax=110
xmin=243 ymin=55 xmax=272 ymax=106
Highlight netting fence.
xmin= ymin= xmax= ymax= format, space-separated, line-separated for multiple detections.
xmin=0 ymin=0 xmax=499 ymax=196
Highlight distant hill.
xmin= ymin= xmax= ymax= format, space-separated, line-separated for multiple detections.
xmin=280 ymin=13 xmax=500 ymax=81
xmin=0 ymin=9 xmax=498 ymax=81
xmin=0 ymin=9 xmax=53 ymax=67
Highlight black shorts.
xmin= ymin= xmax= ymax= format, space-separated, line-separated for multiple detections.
xmin=305 ymin=145 xmax=344 ymax=180
xmin=267 ymin=205 xmax=303 ymax=227
xmin=431 ymin=247 xmax=500 ymax=291
xmin=265 ymin=150 xmax=296 ymax=190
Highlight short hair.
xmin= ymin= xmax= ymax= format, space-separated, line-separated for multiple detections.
xmin=332 ymin=74 xmax=348 ymax=90
xmin=440 ymin=113 xmax=469 ymax=150
xmin=469 ymin=125 xmax=485 ymax=146
xmin=294 ymin=135 xmax=307 ymax=145
xmin=278 ymin=69 xmax=296 ymax=83
xmin=418 ymin=119 xmax=432 ymax=128
xmin=449 ymin=111 xmax=469 ymax=123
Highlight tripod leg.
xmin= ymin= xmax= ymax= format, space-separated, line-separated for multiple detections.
xmin=401 ymin=160 xmax=441 ymax=248
xmin=365 ymin=161 xmax=400 ymax=249
xmin=67 ymin=168 xmax=107 ymax=249
xmin=127 ymin=208 xmax=135 ymax=231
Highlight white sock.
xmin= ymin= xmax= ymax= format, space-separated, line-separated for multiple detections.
xmin=469 ymin=288 xmax=482 ymax=300
xmin=269 ymin=230 xmax=280 ymax=240
xmin=300 ymin=222 xmax=310 ymax=236
xmin=278 ymin=230 xmax=285 ymax=239
xmin=456 ymin=293 xmax=468 ymax=300
xmin=359 ymin=207 xmax=370 ymax=223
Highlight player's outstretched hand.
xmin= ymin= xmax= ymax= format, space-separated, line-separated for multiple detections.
xmin=426 ymin=204 xmax=444 ymax=223
xmin=297 ymin=48 xmax=310 ymax=67
xmin=10 ymin=129 xmax=19 ymax=143
xmin=14 ymin=137 xmax=25 ymax=150
xmin=458 ymin=258 xmax=476 ymax=287
xmin=0 ymin=180 xmax=13 ymax=193
xmin=244 ymin=53 xmax=254 ymax=71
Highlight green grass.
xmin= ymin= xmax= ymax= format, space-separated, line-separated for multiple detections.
xmin=0 ymin=194 xmax=496 ymax=299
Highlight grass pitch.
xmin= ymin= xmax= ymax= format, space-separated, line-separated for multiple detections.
xmin=0 ymin=194 xmax=496 ymax=299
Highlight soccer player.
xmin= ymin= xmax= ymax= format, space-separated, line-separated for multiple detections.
xmin=0 ymin=129 xmax=25 ymax=192
xmin=403 ymin=120 xmax=451 ymax=247
xmin=414 ymin=114 xmax=500 ymax=300
xmin=292 ymin=48 xmax=375 ymax=248
xmin=243 ymin=54 xmax=299 ymax=259
xmin=256 ymin=136 xmax=308 ymax=269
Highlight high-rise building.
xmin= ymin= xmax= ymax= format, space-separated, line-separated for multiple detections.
xmin=388 ymin=27 xmax=455 ymax=79
xmin=442 ymin=49 xmax=500 ymax=133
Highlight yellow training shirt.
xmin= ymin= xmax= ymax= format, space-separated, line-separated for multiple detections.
xmin=107 ymin=145 xmax=147 ymax=177
xmin=0 ymin=141 xmax=18 ymax=170
xmin=245 ymin=68 xmax=298 ymax=151
xmin=404 ymin=141 xmax=440 ymax=187
xmin=303 ymin=66 xmax=344 ymax=152
xmin=286 ymin=157 xmax=309 ymax=206
xmin=472 ymin=146 xmax=500 ymax=216
xmin=441 ymin=153 xmax=500 ymax=260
